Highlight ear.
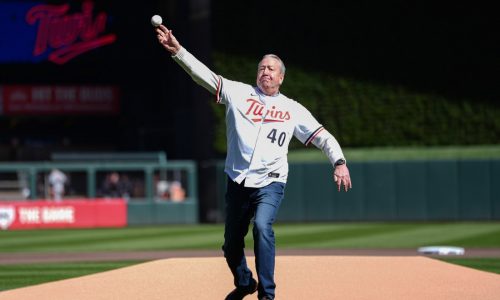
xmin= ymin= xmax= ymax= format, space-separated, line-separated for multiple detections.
xmin=279 ymin=73 xmax=285 ymax=85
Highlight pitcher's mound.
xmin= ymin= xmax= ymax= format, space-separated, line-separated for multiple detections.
xmin=1 ymin=256 xmax=499 ymax=300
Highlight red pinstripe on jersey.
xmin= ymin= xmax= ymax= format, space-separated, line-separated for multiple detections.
xmin=305 ymin=126 xmax=324 ymax=146
xmin=215 ymin=76 xmax=222 ymax=103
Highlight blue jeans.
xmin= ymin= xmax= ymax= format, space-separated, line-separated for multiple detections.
xmin=223 ymin=178 xmax=285 ymax=299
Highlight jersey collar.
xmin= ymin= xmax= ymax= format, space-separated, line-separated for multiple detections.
xmin=255 ymin=86 xmax=280 ymax=97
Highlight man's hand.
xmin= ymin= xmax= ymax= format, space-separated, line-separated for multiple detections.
xmin=333 ymin=164 xmax=352 ymax=192
xmin=155 ymin=24 xmax=181 ymax=55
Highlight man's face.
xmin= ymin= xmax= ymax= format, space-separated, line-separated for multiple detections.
xmin=256 ymin=57 xmax=284 ymax=95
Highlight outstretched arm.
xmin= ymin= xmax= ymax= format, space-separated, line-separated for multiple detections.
xmin=155 ymin=24 xmax=220 ymax=95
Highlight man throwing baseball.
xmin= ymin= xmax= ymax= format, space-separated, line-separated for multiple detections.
xmin=155 ymin=23 xmax=352 ymax=300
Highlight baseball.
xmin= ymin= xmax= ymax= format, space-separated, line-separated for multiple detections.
xmin=151 ymin=15 xmax=162 ymax=27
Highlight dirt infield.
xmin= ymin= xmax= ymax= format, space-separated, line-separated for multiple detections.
xmin=1 ymin=256 xmax=499 ymax=300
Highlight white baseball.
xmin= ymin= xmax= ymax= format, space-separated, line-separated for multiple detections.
xmin=151 ymin=15 xmax=162 ymax=27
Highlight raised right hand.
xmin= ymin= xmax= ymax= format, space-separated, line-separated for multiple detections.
xmin=156 ymin=24 xmax=181 ymax=55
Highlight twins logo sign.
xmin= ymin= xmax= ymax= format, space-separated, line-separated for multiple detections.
xmin=26 ymin=1 xmax=117 ymax=64
xmin=0 ymin=206 xmax=15 ymax=230
xmin=0 ymin=1 xmax=117 ymax=64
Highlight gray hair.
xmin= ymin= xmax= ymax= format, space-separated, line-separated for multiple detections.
xmin=259 ymin=54 xmax=286 ymax=75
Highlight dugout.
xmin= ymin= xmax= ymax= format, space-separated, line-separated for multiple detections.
xmin=0 ymin=152 xmax=198 ymax=225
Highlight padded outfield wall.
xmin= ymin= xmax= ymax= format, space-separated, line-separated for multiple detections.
xmin=213 ymin=160 xmax=500 ymax=222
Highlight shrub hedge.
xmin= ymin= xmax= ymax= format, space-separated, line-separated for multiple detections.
xmin=211 ymin=52 xmax=499 ymax=153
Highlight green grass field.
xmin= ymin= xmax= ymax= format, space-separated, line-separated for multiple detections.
xmin=1 ymin=223 xmax=500 ymax=252
xmin=1 ymin=223 xmax=499 ymax=291
xmin=0 ymin=261 xmax=138 ymax=291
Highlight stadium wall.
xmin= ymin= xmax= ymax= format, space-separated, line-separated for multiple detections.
xmin=213 ymin=160 xmax=500 ymax=222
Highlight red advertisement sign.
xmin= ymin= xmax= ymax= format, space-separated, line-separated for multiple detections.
xmin=0 ymin=199 xmax=127 ymax=230
xmin=0 ymin=85 xmax=120 ymax=115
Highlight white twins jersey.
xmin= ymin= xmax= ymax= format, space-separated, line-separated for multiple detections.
xmin=173 ymin=48 xmax=343 ymax=188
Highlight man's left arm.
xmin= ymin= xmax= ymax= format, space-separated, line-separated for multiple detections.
xmin=293 ymin=103 xmax=352 ymax=192
xmin=310 ymin=131 xmax=352 ymax=192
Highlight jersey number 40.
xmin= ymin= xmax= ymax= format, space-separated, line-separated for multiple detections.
xmin=267 ymin=129 xmax=286 ymax=147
